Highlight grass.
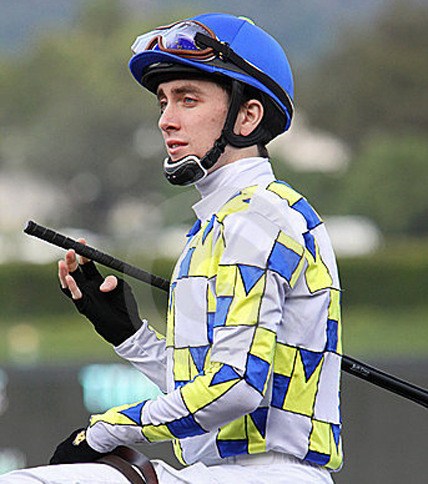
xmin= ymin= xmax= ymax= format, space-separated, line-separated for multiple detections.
xmin=0 ymin=315 xmax=120 ymax=365
xmin=1 ymin=306 xmax=427 ymax=365
xmin=342 ymin=305 xmax=428 ymax=360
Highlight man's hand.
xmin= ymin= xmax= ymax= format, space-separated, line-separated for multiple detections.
xmin=58 ymin=241 xmax=143 ymax=346
xmin=49 ymin=428 xmax=107 ymax=465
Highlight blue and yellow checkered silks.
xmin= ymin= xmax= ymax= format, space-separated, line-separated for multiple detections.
xmin=89 ymin=181 xmax=343 ymax=470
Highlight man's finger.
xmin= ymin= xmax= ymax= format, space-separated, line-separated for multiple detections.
xmin=65 ymin=249 xmax=79 ymax=273
xmin=76 ymin=238 xmax=90 ymax=265
xmin=58 ymin=260 xmax=69 ymax=289
xmin=99 ymin=275 xmax=118 ymax=293
xmin=65 ymin=274 xmax=83 ymax=300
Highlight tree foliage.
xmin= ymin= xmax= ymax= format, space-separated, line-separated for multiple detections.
xmin=338 ymin=134 xmax=428 ymax=236
xmin=290 ymin=1 xmax=428 ymax=236
xmin=299 ymin=1 xmax=428 ymax=147
xmin=0 ymin=1 xmax=164 ymax=230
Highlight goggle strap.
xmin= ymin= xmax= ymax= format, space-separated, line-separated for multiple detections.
xmin=195 ymin=33 xmax=294 ymax=119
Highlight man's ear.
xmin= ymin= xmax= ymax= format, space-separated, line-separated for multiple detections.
xmin=234 ymin=99 xmax=264 ymax=136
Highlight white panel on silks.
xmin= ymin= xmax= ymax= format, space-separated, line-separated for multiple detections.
xmin=258 ymin=271 xmax=286 ymax=333
xmin=252 ymin=190 xmax=307 ymax=246
xmin=313 ymin=352 xmax=341 ymax=424
xmin=179 ymin=431 xmax=221 ymax=466
xmin=195 ymin=379 xmax=261 ymax=430
xmin=278 ymin=282 xmax=329 ymax=352
xmin=267 ymin=408 xmax=312 ymax=460
xmin=221 ymin=211 xmax=278 ymax=267
xmin=211 ymin=325 xmax=256 ymax=373
xmin=174 ymin=277 xmax=209 ymax=348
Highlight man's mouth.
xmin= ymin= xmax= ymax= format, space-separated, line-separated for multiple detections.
xmin=166 ymin=141 xmax=188 ymax=158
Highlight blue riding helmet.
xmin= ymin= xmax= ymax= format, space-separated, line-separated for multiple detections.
xmin=129 ymin=12 xmax=294 ymax=133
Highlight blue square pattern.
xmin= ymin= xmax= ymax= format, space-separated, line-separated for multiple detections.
xmin=207 ymin=312 xmax=215 ymax=343
xmin=178 ymin=248 xmax=195 ymax=279
xmin=300 ymin=349 xmax=324 ymax=382
xmin=189 ymin=345 xmax=210 ymax=374
xmin=167 ymin=413 xmax=206 ymax=439
xmin=244 ymin=353 xmax=270 ymax=394
xmin=292 ymin=198 xmax=322 ymax=231
xmin=210 ymin=364 xmax=241 ymax=386
xmin=213 ymin=296 xmax=233 ymax=328
xmin=271 ymin=373 xmax=291 ymax=408
xmin=237 ymin=264 xmax=265 ymax=295
xmin=326 ymin=319 xmax=338 ymax=352
xmin=217 ymin=439 xmax=248 ymax=458
xmin=120 ymin=401 xmax=147 ymax=425
xmin=305 ymin=450 xmax=330 ymax=466
xmin=303 ymin=231 xmax=316 ymax=260
xmin=332 ymin=423 xmax=341 ymax=449
xmin=186 ymin=219 xmax=201 ymax=237
xmin=202 ymin=215 xmax=215 ymax=243
xmin=267 ymin=241 xmax=302 ymax=283
xmin=250 ymin=407 xmax=268 ymax=438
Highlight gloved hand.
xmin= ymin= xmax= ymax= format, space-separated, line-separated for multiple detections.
xmin=61 ymin=261 xmax=143 ymax=346
xmin=49 ymin=428 xmax=107 ymax=465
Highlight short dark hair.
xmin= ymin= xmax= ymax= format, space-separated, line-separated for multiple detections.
xmin=257 ymin=143 xmax=269 ymax=158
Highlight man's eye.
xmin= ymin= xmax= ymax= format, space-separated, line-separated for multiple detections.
xmin=159 ymin=101 xmax=167 ymax=113
xmin=183 ymin=97 xmax=197 ymax=105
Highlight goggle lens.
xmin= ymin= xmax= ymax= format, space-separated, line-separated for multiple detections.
xmin=162 ymin=22 xmax=206 ymax=51
xmin=131 ymin=21 xmax=216 ymax=60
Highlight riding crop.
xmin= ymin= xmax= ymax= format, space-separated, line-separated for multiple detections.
xmin=24 ymin=220 xmax=428 ymax=409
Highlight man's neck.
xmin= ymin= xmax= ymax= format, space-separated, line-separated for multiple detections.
xmin=207 ymin=145 xmax=260 ymax=175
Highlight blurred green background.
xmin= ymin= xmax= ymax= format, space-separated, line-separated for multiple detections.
xmin=1 ymin=0 xmax=427 ymax=362
xmin=0 ymin=0 xmax=427 ymax=482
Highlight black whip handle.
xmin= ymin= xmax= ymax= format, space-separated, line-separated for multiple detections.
xmin=24 ymin=220 xmax=170 ymax=293
xmin=342 ymin=355 xmax=428 ymax=408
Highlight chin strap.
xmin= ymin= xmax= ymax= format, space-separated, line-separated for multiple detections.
xmin=164 ymin=80 xmax=267 ymax=186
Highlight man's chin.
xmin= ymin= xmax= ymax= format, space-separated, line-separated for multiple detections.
xmin=168 ymin=152 xmax=198 ymax=164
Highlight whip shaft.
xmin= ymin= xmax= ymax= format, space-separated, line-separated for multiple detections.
xmin=24 ymin=220 xmax=428 ymax=409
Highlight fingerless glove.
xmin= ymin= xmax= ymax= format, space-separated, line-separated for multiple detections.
xmin=49 ymin=428 xmax=107 ymax=465
xmin=62 ymin=262 xmax=143 ymax=346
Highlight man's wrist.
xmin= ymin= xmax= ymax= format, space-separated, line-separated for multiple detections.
xmin=86 ymin=424 xmax=119 ymax=454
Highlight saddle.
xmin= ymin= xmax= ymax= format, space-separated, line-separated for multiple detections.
xmin=98 ymin=446 xmax=158 ymax=484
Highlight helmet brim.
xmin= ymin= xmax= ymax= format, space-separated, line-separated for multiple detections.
xmin=129 ymin=51 xmax=220 ymax=89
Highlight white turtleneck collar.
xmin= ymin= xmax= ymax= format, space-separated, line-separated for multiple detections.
xmin=192 ymin=157 xmax=275 ymax=222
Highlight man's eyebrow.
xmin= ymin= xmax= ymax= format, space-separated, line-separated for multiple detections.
xmin=157 ymin=83 xmax=205 ymax=100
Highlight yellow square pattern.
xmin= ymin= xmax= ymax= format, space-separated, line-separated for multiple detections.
xmin=225 ymin=273 xmax=265 ymax=327
xmin=267 ymin=182 xmax=302 ymax=206
xmin=273 ymin=343 xmax=297 ymax=377
xmin=181 ymin=364 xmax=239 ymax=414
xmin=250 ymin=327 xmax=276 ymax=363
xmin=304 ymin=242 xmax=333 ymax=293
xmin=141 ymin=423 xmax=176 ymax=442
xmin=283 ymin=351 xmax=323 ymax=417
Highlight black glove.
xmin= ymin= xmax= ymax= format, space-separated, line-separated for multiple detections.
xmin=49 ymin=428 xmax=108 ymax=465
xmin=61 ymin=261 xmax=143 ymax=346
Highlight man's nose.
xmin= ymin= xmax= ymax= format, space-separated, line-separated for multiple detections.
xmin=158 ymin=104 xmax=179 ymax=132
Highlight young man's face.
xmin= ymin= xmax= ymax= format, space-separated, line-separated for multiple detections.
xmin=156 ymin=78 xmax=229 ymax=163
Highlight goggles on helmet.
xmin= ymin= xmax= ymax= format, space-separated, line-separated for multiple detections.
xmin=131 ymin=20 xmax=294 ymax=119
xmin=131 ymin=21 xmax=217 ymax=61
